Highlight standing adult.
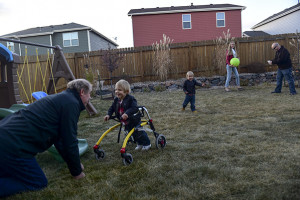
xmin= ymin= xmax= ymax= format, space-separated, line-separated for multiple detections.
xmin=268 ymin=43 xmax=296 ymax=95
xmin=0 ymin=79 xmax=92 ymax=197
xmin=225 ymin=41 xmax=243 ymax=92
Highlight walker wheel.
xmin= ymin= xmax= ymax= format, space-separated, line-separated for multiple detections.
xmin=155 ymin=134 xmax=166 ymax=149
xmin=122 ymin=153 xmax=133 ymax=166
xmin=95 ymin=149 xmax=106 ymax=160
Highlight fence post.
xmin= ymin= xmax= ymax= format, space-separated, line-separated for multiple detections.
xmin=285 ymin=35 xmax=289 ymax=49
xmin=139 ymin=49 xmax=144 ymax=80
xmin=236 ymin=39 xmax=240 ymax=60
xmin=297 ymin=29 xmax=299 ymax=65
xmin=188 ymin=43 xmax=192 ymax=71
xmin=74 ymin=53 xmax=79 ymax=78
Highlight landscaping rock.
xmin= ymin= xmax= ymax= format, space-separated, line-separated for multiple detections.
xmin=102 ymin=72 xmax=282 ymax=93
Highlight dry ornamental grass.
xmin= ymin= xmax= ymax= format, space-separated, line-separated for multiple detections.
xmin=8 ymin=84 xmax=300 ymax=200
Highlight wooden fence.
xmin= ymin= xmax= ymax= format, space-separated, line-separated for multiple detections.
xmin=15 ymin=33 xmax=300 ymax=103
xmin=17 ymin=53 xmax=75 ymax=103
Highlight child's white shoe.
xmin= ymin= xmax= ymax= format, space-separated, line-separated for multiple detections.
xmin=141 ymin=144 xmax=151 ymax=151
xmin=135 ymin=145 xmax=143 ymax=150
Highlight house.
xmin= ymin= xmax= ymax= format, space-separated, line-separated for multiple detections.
xmin=251 ymin=3 xmax=300 ymax=35
xmin=242 ymin=31 xmax=270 ymax=37
xmin=128 ymin=3 xmax=246 ymax=47
xmin=0 ymin=22 xmax=118 ymax=56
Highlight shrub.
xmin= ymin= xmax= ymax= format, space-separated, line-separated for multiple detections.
xmin=83 ymin=53 xmax=96 ymax=96
xmin=101 ymin=45 xmax=124 ymax=87
xmin=154 ymin=84 xmax=166 ymax=92
xmin=289 ymin=31 xmax=300 ymax=66
xmin=142 ymin=87 xmax=152 ymax=93
xmin=152 ymin=34 xmax=173 ymax=81
xmin=213 ymin=29 xmax=235 ymax=75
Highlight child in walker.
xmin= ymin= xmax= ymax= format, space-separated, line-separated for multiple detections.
xmin=104 ymin=79 xmax=151 ymax=151
xmin=182 ymin=71 xmax=204 ymax=113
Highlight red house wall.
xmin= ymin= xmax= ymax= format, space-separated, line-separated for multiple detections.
xmin=131 ymin=10 xmax=242 ymax=47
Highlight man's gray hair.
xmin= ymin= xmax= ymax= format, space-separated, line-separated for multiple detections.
xmin=272 ymin=43 xmax=279 ymax=48
xmin=67 ymin=79 xmax=92 ymax=94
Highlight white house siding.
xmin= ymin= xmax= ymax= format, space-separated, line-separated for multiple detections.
xmin=253 ymin=10 xmax=300 ymax=34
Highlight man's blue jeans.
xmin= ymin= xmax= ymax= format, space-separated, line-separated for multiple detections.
xmin=183 ymin=94 xmax=196 ymax=111
xmin=0 ymin=153 xmax=48 ymax=197
xmin=225 ymin=64 xmax=240 ymax=88
xmin=274 ymin=68 xmax=296 ymax=94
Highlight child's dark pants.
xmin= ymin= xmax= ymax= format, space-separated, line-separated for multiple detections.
xmin=183 ymin=94 xmax=196 ymax=111
xmin=125 ymin=122 xmax=150 ymax=146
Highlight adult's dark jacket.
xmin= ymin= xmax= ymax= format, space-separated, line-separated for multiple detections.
xmin=183 ymin=79 xmax=202 ymax=95
xmin=271 ymin=45 xmax=293 ymax=70
xmin=0 ymin=89 xmax=85 ymax=176
xmin=107 ymin=94 xmax=140 ymax=129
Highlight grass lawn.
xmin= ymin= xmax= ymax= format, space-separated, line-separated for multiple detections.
xmin=7 ymin=84 xmax=300 ymax=200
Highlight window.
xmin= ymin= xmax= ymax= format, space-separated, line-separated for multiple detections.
xmin=7 ymin=42 xmax=14 ymax=52
xmin=63 ymin=32 xmax=79 ymax=47
xmin=216 ymin=12 xmax=225 ymax=27
xmin=182 ymin=14 xmax=191 ymax=29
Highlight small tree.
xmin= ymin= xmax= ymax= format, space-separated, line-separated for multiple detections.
xmin=152 ymin=34 xmax=173 ymax=81
xmin=213 ymin=29 xmax=235 ymax=75
xmin=83 ymin=53 xmax=94 ymax=82
xmin=289 ymin=30 xmax=300 ymax=65
xmin=101 ymin=45 xmax=123 ymax=88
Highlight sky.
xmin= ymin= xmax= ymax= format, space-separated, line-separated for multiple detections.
xmin=0 ymin=0 xmax=298 ymax=48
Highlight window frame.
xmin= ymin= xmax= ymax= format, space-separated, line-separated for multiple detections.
xmin=216 ymin=12 xmax=225 ymax=27
xmin=63 ymin=32 xmax=79 ymax=47
xmin=182 ymin=14 xmax=192 ymax=29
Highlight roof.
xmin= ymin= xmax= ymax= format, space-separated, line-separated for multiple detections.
xmin=242 ymin=31 xmax=270 ymax=37
xmin=1 ymin=22 xmax=118 ymax=46
xmin=128 ymin=3 xmax=246 ymax=16
xmin=252 ymin=3 xmax=300 ymax=29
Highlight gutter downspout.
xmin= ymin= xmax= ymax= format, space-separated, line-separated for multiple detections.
xmin=50 ymin=35 xmax=53 ymax=54
xmin=14 ymin=37 xmax=22 ymax=56
xmin=87 ymin=30 xmax=91 ymax=52
xmin=19 ymin=41 xmax=21 ymax=56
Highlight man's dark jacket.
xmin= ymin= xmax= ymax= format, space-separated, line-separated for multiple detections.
xmin=272 ymin=45 xmax=293 ymax=70
xmin=0 ymin=89 xmax=85 ymax=176
xmin=183 ymin=79 xmax=202 ymax=95
xmin=107 ymin=94 xmax=140 ymax=130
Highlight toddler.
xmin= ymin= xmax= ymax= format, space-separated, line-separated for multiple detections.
xmin=182 ymin=71 xmax=204 ymax=113
xmin=104 ymin=79 xmax=151 ymax=151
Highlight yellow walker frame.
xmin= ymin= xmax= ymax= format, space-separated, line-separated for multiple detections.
xmin=93 ymin=106 xmax=166 ymax=165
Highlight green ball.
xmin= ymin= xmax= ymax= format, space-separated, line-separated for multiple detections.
xmin=230 ymin=58 xmax=240 ymax=67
